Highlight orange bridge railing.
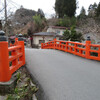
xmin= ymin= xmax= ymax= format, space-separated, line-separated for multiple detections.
xmin=41 ymin=39 xmax=100 ymax=61
xmin=0 ymin=31 xmax=25 ymax=82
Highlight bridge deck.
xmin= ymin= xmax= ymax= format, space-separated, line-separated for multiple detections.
xmin=25 ymin=48 xmax=100 ymax=100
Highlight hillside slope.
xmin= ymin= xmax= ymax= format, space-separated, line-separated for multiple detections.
xmin=78 ymin=18 xmax=100 ymax=43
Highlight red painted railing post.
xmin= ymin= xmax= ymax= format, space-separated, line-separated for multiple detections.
xmin=86 ymin=37 xmax=91 ymax=59
xmin=54 ymin=38 xmax=56 ymax=49
xmin=74 ymin=43 xmax=77 ymax=55
xmin=0 ymin=31 xmax=11 ymax=82
xmin=98 ymin=46 xmax=100 ymax=60
xmin=15 ymin=37 xmax=18 ymax=45
xmin=41 ymin=43 xmax=43 ymax=49
xmin=66 ymin=42 xmax=68 ymax=52
xmin=18 ymin=34 xmax=25 ymax=65
xmin=18 ymin=41 xmax=25 ymax=65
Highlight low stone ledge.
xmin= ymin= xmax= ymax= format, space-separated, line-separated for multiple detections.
xmin=0 ymin=74 xmax=17 ymax=95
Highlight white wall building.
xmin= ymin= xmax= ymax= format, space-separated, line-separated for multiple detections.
xmin=47 ymin=26 xmax=68 ymax=36
xmin=33 ymin=32 xmax=61 ymax=48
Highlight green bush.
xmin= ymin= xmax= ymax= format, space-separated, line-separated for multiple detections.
xmin=63 ymin=26 xmax=84 ymax=42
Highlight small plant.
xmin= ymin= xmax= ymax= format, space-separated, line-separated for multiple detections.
xmin=16 ymin=72 xmax=21 ymax=84
xmin=6 ymin=69 xmax=38 ymax=100
xmin=6 ymin=82 xmax=38 ymax=100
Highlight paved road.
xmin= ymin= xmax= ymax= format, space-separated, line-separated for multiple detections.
xmin=25 ymin=48 xmax=100 ymax=100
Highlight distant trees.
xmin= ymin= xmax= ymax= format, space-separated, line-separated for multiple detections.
xmin=77 ymin=6 xmax=86 ymax=19
xmin=96 ymin=2 xmax=100 ymax=17
xmin=77 ymin=6 xmax=86 ymax=20
xmin=55 ymin=0 xmax=77 ymax=18
xmin=27 ymin=22 xmax=35 ymax=36
xmin=56 ymin=16 xmax=77 ymax=27
xmin=12 ymin=8 xmax=45 ymax=28
xmin=87 ymin=2 xmax=100 ymax=17
xmin=13 ymin=8 xmax=37 ymax=26
xmin=88 ymin=3 xmax=97 ymax=17
xmin=37 ymin=8 xmax=45 ymax=18
xmin=63 ymin=26 xmax=83 ymax=42
xmin=27 ymin=14 xmax=47 ymax=37
xmin=6 ymin=7 xmax=47 ymax=35
xmin=0 ymin=20 xmax=2 ymax=30
xmin=33 ymin=14 xmax=47 ymax=32
xmin=77 ymin=2 xmax=100 ymax=18
xmin=27 ymin=14 xmax=47 ymax=47
xmin=88 ymin=3 xmax=97 ymax=12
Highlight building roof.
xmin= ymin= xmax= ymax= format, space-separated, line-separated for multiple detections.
xmin=49 ymin=26 xmax=69 ymax=30
xmin=33 ymin=32 xmax=61 ymax=37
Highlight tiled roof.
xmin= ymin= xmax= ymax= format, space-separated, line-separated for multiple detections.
xmin=33 ymin=32 xmax=61 ymax=37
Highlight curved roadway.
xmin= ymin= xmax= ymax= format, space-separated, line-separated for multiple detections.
xmin=25 ymin=48 xmax=100 ymax=100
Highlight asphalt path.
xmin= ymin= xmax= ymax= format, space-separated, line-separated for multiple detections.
xmin=25 ymin=48 xmax=100 ymax=100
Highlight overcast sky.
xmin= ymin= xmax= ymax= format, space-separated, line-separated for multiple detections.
xmin=2 ymin=0 xmax=100 ymax=18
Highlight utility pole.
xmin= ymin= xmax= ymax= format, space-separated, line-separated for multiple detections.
xmin=4 ymin=0 xmax=8 ymax=36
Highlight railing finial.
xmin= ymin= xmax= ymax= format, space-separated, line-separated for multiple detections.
xmin=0 ymin=30 xmax=7 ymax=41
xmin=18 ymin=33 xmax=23 ymax=41
xmin=87 ymin=36 xmax=91 ymax=41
